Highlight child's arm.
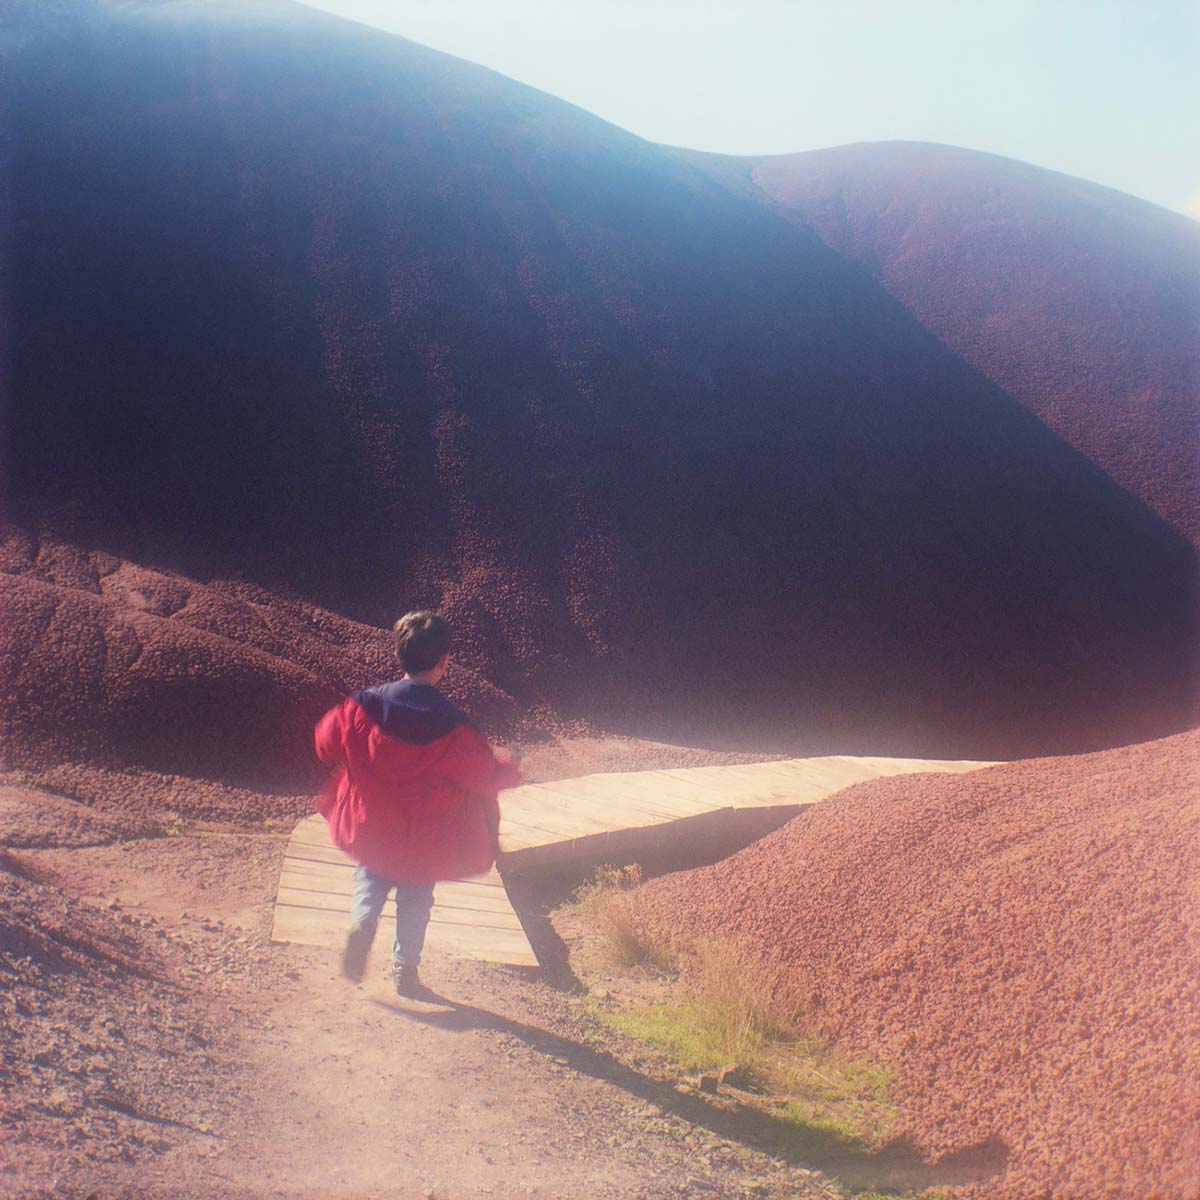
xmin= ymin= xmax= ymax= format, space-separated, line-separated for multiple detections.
xmin=490 ymin=744 xmax=524 ymax=791
xmin=314 ymin=699 xmax=350 ymax=766
xmin=433 ymin=726 xmax=522 ymax=797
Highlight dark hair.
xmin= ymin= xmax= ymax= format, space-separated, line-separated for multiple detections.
xmin=392 ymin=610 xmax=451 ymax=674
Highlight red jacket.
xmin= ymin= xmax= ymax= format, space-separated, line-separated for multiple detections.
xmin=314 ymin=679 xmax=521 ymax=884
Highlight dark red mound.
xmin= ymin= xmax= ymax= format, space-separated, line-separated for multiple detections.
xmin=709 ymin=141 xmax=1200 ymax=546
xmin=640 ymin=731 xmax=1200 ymax=1199
xmin=0 ymin=529 xmax=520 ymax=796
xmin=2 ymin=3 xmax=1196 ymax=762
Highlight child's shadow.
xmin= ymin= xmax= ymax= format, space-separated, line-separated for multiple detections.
xmin=368 ymin=991 xmax=1007 ymax=1193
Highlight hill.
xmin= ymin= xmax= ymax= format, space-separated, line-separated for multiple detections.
xmin=692 ymin=140 xmax=1200 ymax=545
xmin=638 ymin=729 xmax=1200 ymax=1199
xmin=1 ymin=1 xmax=1195 ymax=784
xmin=0 ymin=530 xmax=521 ymax=809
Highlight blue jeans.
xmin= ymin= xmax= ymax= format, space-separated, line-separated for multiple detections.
xmin=349 ymin=865 xmax=436 ymax=969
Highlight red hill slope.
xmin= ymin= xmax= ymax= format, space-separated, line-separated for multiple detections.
xmin=700 ymin=141 xmax=1200 ymax=546
xmin=0 ymin=530 xmax=520 ymax=802
xmin=1 ymin=2 xmax=1196 ymax=771
xmin=640 ymin=729 xmax=1200 ymax=1199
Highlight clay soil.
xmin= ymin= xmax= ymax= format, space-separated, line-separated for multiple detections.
xmin=639 ymin=729 xmax=1200 ymax=1200
xmin=8 ymin=1 xmax=1198 ymax=765
xmin=2 ymin=740 xmax=835 ymax=1200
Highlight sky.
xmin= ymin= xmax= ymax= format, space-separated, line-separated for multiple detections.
xmin=301 ymin=0 xmax=1199 ymax=218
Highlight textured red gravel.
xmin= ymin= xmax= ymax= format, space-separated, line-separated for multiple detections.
xmin=0 ymin=782 xmax=161 ymax=848
xmin=1 ymin=530 xmax=766 ymax=824
xmin=0 ymin=529 xmax=521 ymax=801
xmin=640 ymin=730 xmax=1200 ymax=1199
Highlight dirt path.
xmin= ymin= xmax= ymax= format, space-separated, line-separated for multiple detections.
xmin=6 ymin=827 xmax=831 ymax=1200
xmin=221 ymin=952 xmax=805 ymax=1199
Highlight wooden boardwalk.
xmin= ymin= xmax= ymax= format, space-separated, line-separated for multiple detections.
xmin=495 ymin=755 xmax=992 ymax=871
xmin=271 ymin=754 xmax=994 ymax=967
xmin=270 ymin=817 xmax=539 ymax=967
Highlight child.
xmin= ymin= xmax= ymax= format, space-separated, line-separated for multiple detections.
xmin=314 ymin=610 xmax=522 ymax=997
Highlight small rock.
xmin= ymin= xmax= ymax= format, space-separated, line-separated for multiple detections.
xmin=721 ymin=1063 xmax=758 ymax=1090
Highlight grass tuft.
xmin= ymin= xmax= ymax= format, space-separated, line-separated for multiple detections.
xmin=599 ymin=938 xmax=789 ymax=1078
xmin=572 ymin=867 xmax=899 ymax=1157
xmin=601 ymin=972 xmax=897 ymax=1150
xmin=574 ymin=864 xmax=676 ymax=971
xmin=684 ymin=938 xmax=791 ymax=1068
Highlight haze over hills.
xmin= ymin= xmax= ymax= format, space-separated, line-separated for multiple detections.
xmin=694 ymin=140 xmax=1200 ymax=545
xmin=1 ymin=0 xmax=1196 ymax=794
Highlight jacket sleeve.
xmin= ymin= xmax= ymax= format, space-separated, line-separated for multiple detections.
xmin=432 ymin=726 xmax=522 ymax=797
xmin=491 ymin=747 xmax=522 ymax=792
xmin=314 ymin=699 xmax=350 ymax=766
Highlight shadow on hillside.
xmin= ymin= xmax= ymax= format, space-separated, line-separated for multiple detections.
xmin=370 ymin=993 xmax=1008 ymax=1194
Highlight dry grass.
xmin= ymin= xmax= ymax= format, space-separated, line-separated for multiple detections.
xmin=681 ymin=938 xmax=793 ymax=1066
xmin=573 ymin=864 xmax=677 ymax=971
xmin=597 ymin=937 xmax=793 ymax=1075
xmin=572 ymin=871 xmax=899 ymax=1157
xmin=599 ymin=941 xmax=898 ymax=1151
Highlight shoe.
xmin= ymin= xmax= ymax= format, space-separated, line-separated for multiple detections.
xmin=341 ymin=924 xmax=373 ymax=983
xmin=392 ymin=964 xmax=429 ymax=998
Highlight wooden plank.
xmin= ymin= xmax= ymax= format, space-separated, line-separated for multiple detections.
xmin=656 ymin=766 xmax=833 ymax=802
xmin=278 ymin=859 xmax=354 ymax=884
xmin=275 ymin=888 xmax=525 ymax=931
xmin=286 ymin=814 xmax=327 ymax=841
xmin=502 ymin=786 xmax=721 ymax=840
xmin=282 ymin=844 xmax=365 ymax=868
xmin=276 ymin=856 xmax=509 ymax=899
xmin=271 ymin=906 xmax=533 ymax=954
xmin=491 ymin=816 xmax=583 ymax=843
xmin=650 ymin=768 xmax=750 ymax=795
xmin=273 ymin=821 xmax=538 ymax=967
xmin=278 ymin=859 xmax=511 ymax=893
xmin=270 ymin=903 xmax=539 ymax=967
xmin=495 ymin=755 xmax=996 ymax=865
xmin=276 ymin=883 xmax=520 ymax=922
xmin=492 ymin=777 xmax=772 ymax=864
xmin=534 ymin=771 xmax=726 ymax=808
xmin=652 ymin=756 xmax=987 ymax=808
xmin=500 ymin=796 xmax=620 ymax=839
xmin=535 ymin=779 xmax=730 ymax=820
xmin=277 ymin=876 xmax=518 ymax=917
